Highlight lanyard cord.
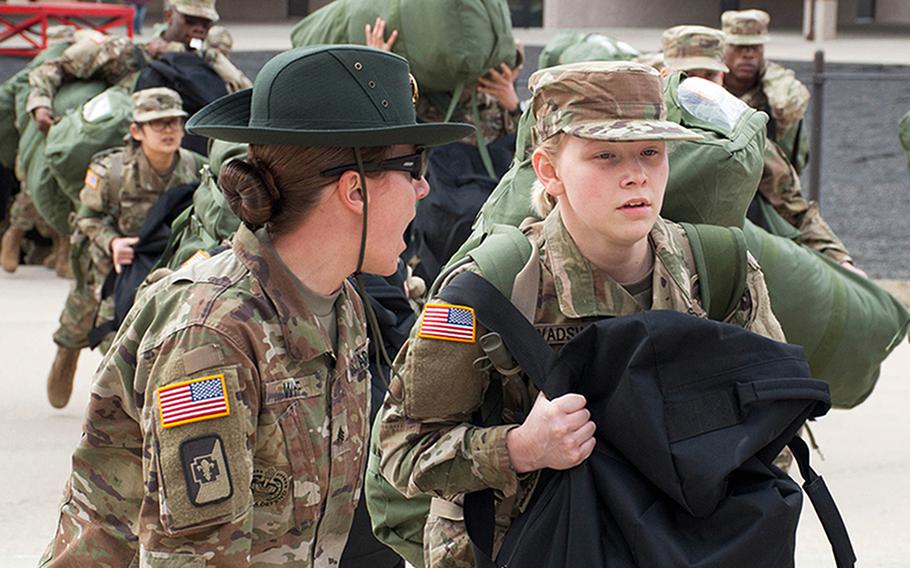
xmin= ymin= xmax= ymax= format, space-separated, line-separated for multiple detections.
xmin=352 ymin=146 xmax=400 ymax=386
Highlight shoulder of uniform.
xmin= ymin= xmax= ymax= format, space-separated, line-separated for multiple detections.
xmin=90 ymin=147 xmax=127 ymax=173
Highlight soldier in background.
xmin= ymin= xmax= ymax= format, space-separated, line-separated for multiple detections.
xmin=722 ymin=9 xmax=810 ymax=174
xmin=0 ymin=25 xmax=78 ymax=276
xmin=27 ymin=0 xmax=251 ymax=136
xmin=45 ymin=88 xmax=205 ymax=409
xmin=659 ymin=25 xmax=728 ymax=85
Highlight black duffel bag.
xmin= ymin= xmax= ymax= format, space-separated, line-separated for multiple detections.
xmin=438 ymin=272 xmax=855 ymax=568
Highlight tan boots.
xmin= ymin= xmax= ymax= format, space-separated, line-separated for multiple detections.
xmin=54 ymin=236 xmax=71 ymax=279
xmin=1 ymin=227 xmax=24 ymax=273
xmin=47 ymin=346 xmax=80 ymax=409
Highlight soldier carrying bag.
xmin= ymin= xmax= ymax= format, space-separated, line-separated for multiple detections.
xmin=438 ymin=271 xmax=856 ymax=568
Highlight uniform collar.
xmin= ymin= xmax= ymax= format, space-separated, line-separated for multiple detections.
xmin=541 ymin=211 xmax=698 ymax=318
xmin=232 ymin=224 xmax=363 ymax=362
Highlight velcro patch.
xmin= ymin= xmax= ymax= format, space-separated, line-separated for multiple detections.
xmin=84 ymin=168 xmax=100 ymax=191
xmin=181 ymin=249 xmax=210 ymax=268
xmin=418 ymin=303 xmax=476 ymax=343
xmin=180 ymin=434 xmax=233 ymax=506
xmin=158 ymin=374 xmax=231 ymax=429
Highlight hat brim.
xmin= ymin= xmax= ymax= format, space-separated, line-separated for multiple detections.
xmin=725 ymin=35 xmax=769 ymax=45
xmin=564 ymin=119 xmax=703 ymax=142
xmin=134 ymin=109 xmax=189 ymax=122
xmin=186 ymin=89 xmax=475 ymax=148
xmin=173 ymin=5 xmax=219 ymax=22
xmin=665 ymin=56 xmax=729 ymax=74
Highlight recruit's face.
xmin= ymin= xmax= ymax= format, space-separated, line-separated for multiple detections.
xmin=165 ymin=9 xmax=214 ymax=47
xmin=132 ymin=117 xmax=185 ymax=156
xmin=723 ymin=44 xmax=764 ymax=83
xmin=544 ymin=137 xmax=668 ymax=248
xmin=360 ymin=144 xmax=430 ymax=276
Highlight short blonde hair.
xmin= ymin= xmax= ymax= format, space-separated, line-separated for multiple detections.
xmin=530 ymin=133 xmax=567 ymax=218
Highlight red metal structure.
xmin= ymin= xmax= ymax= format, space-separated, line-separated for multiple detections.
xmin=0 ymin=2 xmax=133 ymax=56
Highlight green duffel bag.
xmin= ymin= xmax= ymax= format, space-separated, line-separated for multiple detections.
xmin=20 ymin=80 xmax=108 ymax=235
xmin=450 ymin=74 xmax=768 ymax=264
xmin=0 ymin=83 xmax=17 ymax=169
xmin=662 ymin=73 xmax=768 ymax=228
xmin=290 ymin=0 xmax=516 ymax=94
xmin=899 ymin=110 xmax=910 ymax=175
xmin=743 ymin=212 xmax=910 ymax=408
xmin=156 ymin=140 xmax=246 ymax=270
xmin=45 ymin=86 xmax=133 ymax=203
xmin=538 ymin=30 xmax=639 ymax=69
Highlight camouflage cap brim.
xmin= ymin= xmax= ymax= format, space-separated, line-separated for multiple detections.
xmin=565 ymin=119 xmax=703 ymax=142
xmin=135 ymin=108 xmax=189 ymax=122
xmin=725 ymin=34 xmax=769 ymax=46
xmin=664 ymin=56 xmax=729 ymax=73
xmin=173 ymin=4 xmax=219 ymax=22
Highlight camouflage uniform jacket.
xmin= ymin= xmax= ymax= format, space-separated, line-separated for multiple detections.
xmin=417 ymin=89 xmax=518 ymax=146
xmin=738 ymin=61 xmax=810 ymax=171
xmin=377 ymin=212 xmax=784 ymax=567
xmin=760 ymin=139 xmax=852 ymax=264
xmin=76 ymin=145 xmax=204 ymax=270
xmin=40 ymin=224 xmax=372 ymax=567
xmin=27 ymin=34 xmax=251 ymax=114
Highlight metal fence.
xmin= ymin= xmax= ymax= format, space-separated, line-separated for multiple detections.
xmin=807 ymin=49 xmax=910 ymax=204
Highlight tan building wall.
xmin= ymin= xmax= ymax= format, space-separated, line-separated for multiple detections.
xmin=876 ymin=0 xmax=910 ymax=24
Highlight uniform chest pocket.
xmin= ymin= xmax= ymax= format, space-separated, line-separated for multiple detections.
xmin=264 ymin=374 xmax=329 ymax=529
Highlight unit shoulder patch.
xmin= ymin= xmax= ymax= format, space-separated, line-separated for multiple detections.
xmin=157 ymin=373 xmax=231 ymax=429
xmin=179 ymin=434 xmax=233 ymax=507
xmin=418 ymin=303 xmax=476 ymax=343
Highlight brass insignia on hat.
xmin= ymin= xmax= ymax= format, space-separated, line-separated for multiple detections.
xmin=180 ymin=434 xmax=233 ymax=506
xmin=409 ymin=73 xmax=420 ymax=107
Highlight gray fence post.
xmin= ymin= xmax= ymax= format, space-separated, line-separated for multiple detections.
xmin=808 ymin=49 xmax=825 ymax=204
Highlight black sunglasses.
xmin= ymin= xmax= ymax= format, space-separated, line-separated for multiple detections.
xmin=320 ymin=149 xmax=427 ymax=180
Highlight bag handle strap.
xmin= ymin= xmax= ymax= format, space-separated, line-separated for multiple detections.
xmin=788 ymin=436 xmax=856 ymax=568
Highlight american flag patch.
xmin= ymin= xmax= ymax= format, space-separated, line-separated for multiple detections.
xmin=158 ymin=374 xmax=231 ymax=429
xmin=84 ymin=168 xmax=100 ymax=191
xmin=418 ymin=303 xmax=476 ymax=343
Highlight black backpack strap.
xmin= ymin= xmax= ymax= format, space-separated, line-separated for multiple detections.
xmin=437 ymin=271 xmax=554 ymax=567
xmin=788 ymin=436 xmax=856 ymax=568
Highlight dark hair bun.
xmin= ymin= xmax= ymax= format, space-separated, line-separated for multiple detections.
xmin=219 ymin=158 xmax=281 ymax=226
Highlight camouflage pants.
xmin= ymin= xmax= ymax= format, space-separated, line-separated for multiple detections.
xmin=52 ymin=234 xmax=114 ymax=352
xmin=9 ymin=190 xmax=52 ymax=234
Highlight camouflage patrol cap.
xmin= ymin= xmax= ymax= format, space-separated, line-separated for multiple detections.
xmin=46 ymin=25 xmax=75 ymax=45
xmin=204 ymin=25 xmax=233 ymax=54
xmin=722 ymin=9 xmax=770 ymax=45
xmin=169 ymin=0 xmax=219 ymax=22
xmin=132 ymin=87 xmax=188 ymax=122
xmin=529 ymin=61 xmax=701 ymax=143
xmin=661 ymin=25 xmax=729 ymax=73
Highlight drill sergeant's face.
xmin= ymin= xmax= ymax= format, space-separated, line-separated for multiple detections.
xmin=723 ymin=43 xmax=764 ymax=84
xmin=165 ymin=9 xmax=214 ymax=48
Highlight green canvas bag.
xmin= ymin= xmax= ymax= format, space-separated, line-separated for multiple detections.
xmin=20 ymin=80 xmax=108 ymax=235
xmin=663 ymin=73 xmax=768 ymax=228
xmin=154 ymin=140 xmax=246 ymax=271
xmin=0 ymin=41 xmax=72 ymax=168
xmin=45 ymin=86 xmax=133 ymax=203
xmin=290 ymin=0 xmax=516 ymax=94
xmin=744 ymin=210 xmax=909 ymax=409
xmin=899 ymin=110 xmax=910 ymax=175
xmin=538 ymin=30 xmax=639 ymax=70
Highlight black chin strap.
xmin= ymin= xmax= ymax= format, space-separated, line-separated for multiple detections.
xmin=352 ymin=146 xmax=399 ymax=385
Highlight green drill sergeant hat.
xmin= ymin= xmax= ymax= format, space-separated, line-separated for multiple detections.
xmin=661 ymin=25 xmax=729 ymax=74
xmin=721 ymin=9 xmax=770 ymax=46
xmin=132 ymin=87 xmax=188 ymax=122
xmin=169 ymin=0 xmax=219 ymax=23
xmin=187 ymin=45 xmax=474 ymax=147
xmin=529 ymin=61 xmax=702 ymax=144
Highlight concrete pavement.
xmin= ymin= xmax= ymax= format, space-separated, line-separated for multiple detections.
xmin=0 ymin=265 xmax=908 ymax=565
